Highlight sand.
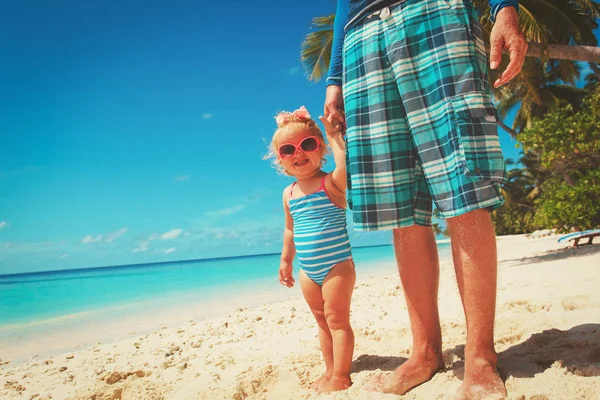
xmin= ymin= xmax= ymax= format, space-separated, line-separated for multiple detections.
xmin=1 ymin=234 xmax=599 ymax=400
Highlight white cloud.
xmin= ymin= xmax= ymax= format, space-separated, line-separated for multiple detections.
xmin=82 ymin=234 xmax=103 ymax=244
xmin=174 ymin=175 xmax=191 ymax=182
xmin=204 ymin=205 xmax=246 ymax=217
xmin=133 ymin=241 xmax=149 ymax=253
xmin=160 ymin=228 xmax=183 ymax=240
xmin=202 ymin=113 xmax=213 ymax=120
xmin=82 ymin=227 xmax=128 ymax=244
xmin=214 ymin=231 xmax=239 ymax=240
xmin=164 ymin=247 xmax=176 ymax=255
xmin=0 ymin=221 xmax=8 ymax=230
xmin=133 ymin=228 xmax=183 ymax=252
xmin=59 ymin=253 xmax=69 ymax=259
xmin=104 ymin=227 xmax=128 ymax=243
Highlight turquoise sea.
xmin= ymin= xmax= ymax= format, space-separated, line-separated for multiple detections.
xmin=0 ymin=243 xmax=451 ymax=362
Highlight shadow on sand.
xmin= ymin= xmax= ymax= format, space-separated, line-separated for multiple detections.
xmin=351 ymin=324 xmax=600 ymax=382
xmin=351 ymin=354 xmax=408 ymax=373
xmin=503 ymin=242 xmax=600 ymax=265
xmin=447 ymin=324 xmax=600 ymax=381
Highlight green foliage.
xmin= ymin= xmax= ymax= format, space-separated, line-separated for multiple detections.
xmin=518 ymin=88 xmax=600 ymax=176
xmin=432 ymin=208 xmax=449 ymax=237
xmin=492 ymin=203 xmax=537 ymax=235
xmin=533 ymin=171 xmax=600 ymax=231
xmin=491 ymin=160 xmax=538 ymax=235
xmin=515 ymin=88 xmax=600 ymax=232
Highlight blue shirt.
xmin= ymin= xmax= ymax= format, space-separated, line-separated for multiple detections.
xmin=326 ymin=0 xmax=519 ymax=86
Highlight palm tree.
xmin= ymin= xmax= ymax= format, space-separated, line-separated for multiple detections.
xmin=301 ymin=0 xmax=600 ymax=82
xmin=431 ymin=208 xmax=449 ymax=237
xmin=495 ymin=60 xmax=591 ymax=132
xmin=475 ymin=0 xmax=600 ymax=61
xmin=584 ymin=63 xmax=600 ymax=90
xmin=491 ymin=156 xmax=540 ymax=234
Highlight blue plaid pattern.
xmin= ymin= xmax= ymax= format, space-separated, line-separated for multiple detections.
xmin=343 ymin=0 xmax=507 ymax=231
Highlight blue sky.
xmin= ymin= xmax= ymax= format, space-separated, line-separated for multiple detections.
xmin=1 ymin=0 xmax=527 ymax=274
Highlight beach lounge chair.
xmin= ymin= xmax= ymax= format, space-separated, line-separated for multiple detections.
xmin=557 ymin=228 xmax=600 ymax=248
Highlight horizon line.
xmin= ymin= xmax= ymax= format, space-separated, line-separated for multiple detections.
xmin=0 ymin=243 xmax=399 ymax=279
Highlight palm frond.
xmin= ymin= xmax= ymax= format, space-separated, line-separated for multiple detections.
xmin=517 ymin=5 xmax=547 ymax=45
xmin=300 ymin=15 xmax=335 ymax=82
xmin=546 ymin=60 xmax=580 ymax=84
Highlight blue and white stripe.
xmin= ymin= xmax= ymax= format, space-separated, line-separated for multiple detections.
xmin=290 ymin=190 xmax=352 ymax=285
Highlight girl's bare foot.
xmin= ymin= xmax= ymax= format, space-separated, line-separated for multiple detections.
xmin=310 ymin=374 xmax=331 ymax=392
xmin=321 ymin=375 xmax=352 ymax=392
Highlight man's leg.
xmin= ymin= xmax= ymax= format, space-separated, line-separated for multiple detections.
xmin=374 ymin=224 xmax=445 ymax=395
xmin=384 ymin=0 xmax=508 ymax=396
xmin=446 ymin=209 xmax=506 ymax=399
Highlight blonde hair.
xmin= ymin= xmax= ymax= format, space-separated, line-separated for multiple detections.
xmin=263 ymin=111 xmax=329 ymax=176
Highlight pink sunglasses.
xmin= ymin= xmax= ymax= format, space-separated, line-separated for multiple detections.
xmin=278 ymin=136 xmax=320 ymax=159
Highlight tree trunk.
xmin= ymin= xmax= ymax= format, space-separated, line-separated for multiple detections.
xmin=563 ymin=173 xmax=575 ymax=186
xmin=525 ymin=43 xmax=600 ymax=63
xmin=497 ymin=118 xmax=519 ymax=138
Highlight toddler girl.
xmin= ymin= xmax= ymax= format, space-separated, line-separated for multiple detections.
xmin=265 ymin=106 xmax=355 ymax=392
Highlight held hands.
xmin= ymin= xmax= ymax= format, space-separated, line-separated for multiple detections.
xmin=319 ymin=115 xmax=344 ymax=138
xmin=324 ymin=85 xmax=345 ymax=131
xmin=279 ymin=262 xmax=295 ymax=288
xmin=489 ymin=6 xmax=528 ymax=88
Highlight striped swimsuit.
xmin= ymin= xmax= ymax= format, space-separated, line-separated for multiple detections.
xmin=289 ymin=176 xmax=353 ymax=285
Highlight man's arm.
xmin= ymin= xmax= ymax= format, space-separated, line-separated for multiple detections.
xmin=488 ymin=1 xmax=527 ymax=87
xmin=324 ymin=0 xmax=349 ymax=126
xmin=325 ymin=0 xmax=349 ymax=88
xmin=488 ymin=0 xmax=519 ymax=22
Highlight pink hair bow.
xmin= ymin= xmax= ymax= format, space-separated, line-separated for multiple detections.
xmin=293 ymin=106 xmax=311 ymax=120
xmin=275 ymin=106 xmax=312 ymax=126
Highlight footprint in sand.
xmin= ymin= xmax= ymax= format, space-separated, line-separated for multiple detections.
xmin=231 ymin=364 xmax=280 ymax=400
xmin=503 ymin=300 xmax=552 ymax=313
xmin=560 ymin=295 xmax=592 ymax=311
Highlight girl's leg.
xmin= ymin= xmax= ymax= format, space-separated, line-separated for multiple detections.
xmin=320 ymin=259 xmax=356 ymax=392
xmin=299 ymin=270 xmax=333 ymax=391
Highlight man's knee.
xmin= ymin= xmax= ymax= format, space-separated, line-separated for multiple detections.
xmin=446 ymin=208 xmax=491 ymax=229
xmin=393 ymin=224 xmax=434 ymax=242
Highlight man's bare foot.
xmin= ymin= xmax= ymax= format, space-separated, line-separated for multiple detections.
xmin=310 ymin=374 xmax=331 ymax=392
xmin=321 ymin=375 xmax=352 ymax=392
xmin=456 ymin=357 xmax=507 ymax=400
xmin=369 ymin=354 xmax=444 ymax=395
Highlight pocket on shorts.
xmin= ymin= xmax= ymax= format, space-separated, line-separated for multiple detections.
xmin=449 ymin=92 xmax=507 ymax=183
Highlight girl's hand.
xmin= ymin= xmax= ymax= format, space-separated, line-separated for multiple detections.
xmin=279 ymin=262 xmax=295 ymax=288
xmin=319 ymin=115 xmax=344 ymax=138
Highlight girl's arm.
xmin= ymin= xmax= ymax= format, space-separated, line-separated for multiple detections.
xmin=320 ymin=117 xmax=346 ymax=193
xmin=279 ymin=188 xmax=296 ymax=288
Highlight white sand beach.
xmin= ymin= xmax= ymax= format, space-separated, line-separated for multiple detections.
xmin=1 ymin=234 xmax=599 ymax=400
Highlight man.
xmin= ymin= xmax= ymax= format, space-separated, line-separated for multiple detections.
xmin=324 ymin=0 xmax=527 ymax=398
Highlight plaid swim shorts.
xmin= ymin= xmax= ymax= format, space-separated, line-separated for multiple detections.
xmin=342 ymin=0 xmax=507 ymax=231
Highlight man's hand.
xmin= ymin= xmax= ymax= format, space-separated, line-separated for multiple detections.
xmin=324 ymin=85 xmax=345 ymax=129
xmin=279 ymin=262 xmax=295 ymax=288
xmin=489 ymin=6 xmax=527 ymax=88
